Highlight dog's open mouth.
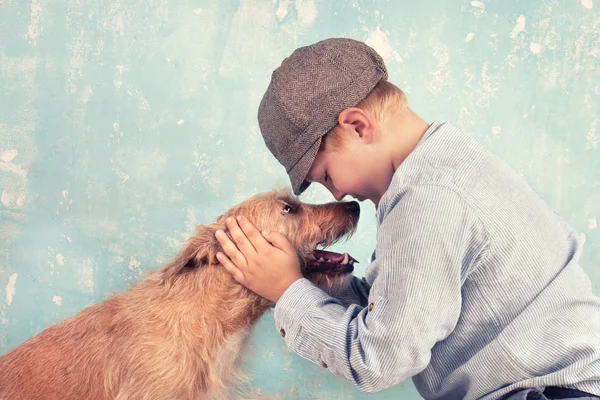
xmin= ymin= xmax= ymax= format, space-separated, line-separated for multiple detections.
xmin=305 ymin=249 xmax=357 ymax=276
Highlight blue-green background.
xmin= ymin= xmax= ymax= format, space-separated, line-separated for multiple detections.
xmin=1 ymin=0 xmax=598 ymax=398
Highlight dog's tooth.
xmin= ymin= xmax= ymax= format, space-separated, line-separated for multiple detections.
xmin=341 ymin=253 xmax=349 ymax=264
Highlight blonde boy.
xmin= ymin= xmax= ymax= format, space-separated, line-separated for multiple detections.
xmin=215 ymin=38 xmax=600 ymax=400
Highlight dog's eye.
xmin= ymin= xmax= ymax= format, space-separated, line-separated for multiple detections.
xmin=282 ymin=204 xmax=295 ymax=214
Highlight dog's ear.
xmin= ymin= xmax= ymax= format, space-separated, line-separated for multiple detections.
xmin=160 ymin=224 xmax=223 ymax=280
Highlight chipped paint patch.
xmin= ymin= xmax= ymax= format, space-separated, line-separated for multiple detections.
xmin=510 ymin=15 xmax=526 ymax=40
xmin=0 ymin=160 xmax=27 ymax=177
xmin=295 ymin=0 xmax=317 ymax=27
xmin=128 ymin=256 xmax=141 ymax=272
xmin=366 ymin=27 xmax=403 ymax=63
xmin=530 ymin=42 xmax=542 ymax=54
xmin=465 ymin=32 xmax=475 ymax=42
xmin=427 ymin=41 xmax=452 ymax=93
xmin=589 ymin=218 xmax=598 ymax=230
xmin=53 ymin=296 xmax=63 ymax=306
xmin=586 ymin=126 xmax=598 ymax=150
xmin=581 ymin=0 xmax=593 ymax=9
xmin=26 ymin=0 xmax=42 ymax=45
xmin=5 ymin=273 xmax=17 ymax=306
xmin=492 ymin=126 xmax=502 ymax=135
xmin=80 ymin=259 xmax=95 ymax=295
xmin=56 ymin=253 xmax=65 ymax=265
xmin=471 ymin=1 xmax=484 ymax=9
xmin=193 ymin=7 xmax=203 ymax=15
xmin=1 ymin=149 xmax=18 ymax=162
xmin=275 ymin=0 xmax=289 ymax=21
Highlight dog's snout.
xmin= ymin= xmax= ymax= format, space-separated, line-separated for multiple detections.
xmin=345 ymin=201 xmax=360 ymax=217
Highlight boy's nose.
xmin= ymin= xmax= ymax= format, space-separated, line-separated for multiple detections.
xmin=332 ymin=190 xmax=345 ymax=201
xmin=325 ymin=182 xmax=344 ymax=201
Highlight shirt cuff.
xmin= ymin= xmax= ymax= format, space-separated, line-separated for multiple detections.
xmin=274 ymin=278 xmax=331 ymax=347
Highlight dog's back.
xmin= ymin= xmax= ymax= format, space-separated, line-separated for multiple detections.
xmin=0 ymin=300 xmax=118 ymax=400
xmin=0 ymin=265 xmax=260 ymax=400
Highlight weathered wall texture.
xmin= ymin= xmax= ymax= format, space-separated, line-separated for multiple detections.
xmin=1 ymin=0 xmax=598 ymax=398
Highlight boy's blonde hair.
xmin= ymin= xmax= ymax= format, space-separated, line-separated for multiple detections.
xmin=321 ymin=80 xmax=407 ymax=152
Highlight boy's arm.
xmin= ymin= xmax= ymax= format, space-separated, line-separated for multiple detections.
xmin=274 ymin=186 xmax=488 ymax=393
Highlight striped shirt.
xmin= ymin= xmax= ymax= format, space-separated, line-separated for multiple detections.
xmin=274 ymin=121 xmax=600 ymax=399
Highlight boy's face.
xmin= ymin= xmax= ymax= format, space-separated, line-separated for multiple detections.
xmin=305 ymin=127 xmax=393 ymax=206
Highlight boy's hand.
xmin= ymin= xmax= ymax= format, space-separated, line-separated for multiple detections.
xmin=215 ymin=216 xmax=302 ymax=303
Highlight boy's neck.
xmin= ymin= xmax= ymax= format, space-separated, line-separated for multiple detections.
xmin=384 ymin=108 xmax=431 ymax=172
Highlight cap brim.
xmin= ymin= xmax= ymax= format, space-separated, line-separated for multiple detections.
xmin=288 ymin=136 xmax=322 ymax=195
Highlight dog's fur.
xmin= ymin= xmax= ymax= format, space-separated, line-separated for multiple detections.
xmin=0 ymin=190 xmax=359 ymax=400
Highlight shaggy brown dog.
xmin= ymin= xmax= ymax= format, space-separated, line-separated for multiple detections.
xmin=0 ymin=190 xmax=360 ymax=400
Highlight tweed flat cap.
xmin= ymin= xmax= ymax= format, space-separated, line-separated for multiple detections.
xmin=258 ymin=38 xmax=388 ymax=195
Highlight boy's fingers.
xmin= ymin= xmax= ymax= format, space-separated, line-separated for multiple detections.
xmin=236 ymin=216 xmax=271 ymax=251
xmin=217 ymin=252 xmax=247 ymax=284
xmin=225 ymin=217 xmax=257 ymax=257
xmin=215 ymin=230 xmax=248 ymax=268
xmin=261 ymin=230 xmax=295 ymax=255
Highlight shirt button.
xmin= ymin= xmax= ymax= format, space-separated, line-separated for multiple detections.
xmin=280 ymin=328 xmax=286 ymax=338
xmin=321 ymin=361 xmax=328 ymax=368
xmin=368 ymin=303 xmax=374 ymax=311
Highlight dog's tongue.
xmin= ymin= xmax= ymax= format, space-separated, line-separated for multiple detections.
xmin=305 ymin=250 xmax=358 ymax=275
xmin=312 ymin=250 xmax=357 ymax=264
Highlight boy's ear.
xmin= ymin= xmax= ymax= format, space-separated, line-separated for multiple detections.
xmin=338 ymin=108 xmax=376 ymax=144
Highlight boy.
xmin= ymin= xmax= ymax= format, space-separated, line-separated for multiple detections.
xmin=214 ymin=38 xmax=600 ymax=399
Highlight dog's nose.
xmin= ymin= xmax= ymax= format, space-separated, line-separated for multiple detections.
xmin=345 ymin=201 xmax=360 ymax=217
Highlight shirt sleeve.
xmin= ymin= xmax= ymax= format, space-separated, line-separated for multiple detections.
xmin=273 ymin=185 xmax=488 ymax=393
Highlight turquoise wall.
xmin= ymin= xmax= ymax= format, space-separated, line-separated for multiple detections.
xmin=1 ymin=0 xmax=599 ymax=398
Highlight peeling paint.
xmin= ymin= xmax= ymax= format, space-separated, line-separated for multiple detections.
xmin=510 ymin=15 xmax=526 ymax=40
xmin=5 ymin=273 xmax=17 ymax=306
xmin=0 ymin=1 xmax=598 ymax=398
xmin=26 ymin=0 xmax=42 ymax=45
xmin=366 ymin=27 xmax=403 ymax=63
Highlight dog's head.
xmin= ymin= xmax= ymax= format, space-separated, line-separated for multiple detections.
xmin=161 ymin=189 xmax=360 ymax=297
